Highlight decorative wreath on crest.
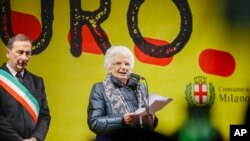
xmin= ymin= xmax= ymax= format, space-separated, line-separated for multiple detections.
xmin=185 ymin=82 xmax=215 ymax=107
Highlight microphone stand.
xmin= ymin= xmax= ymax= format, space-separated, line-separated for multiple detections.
xmin=136 ymin=77 xmax=152 ymax=129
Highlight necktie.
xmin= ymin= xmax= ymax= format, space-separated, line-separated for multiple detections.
xmin=16 ymin=72 xmax=24 ymax=83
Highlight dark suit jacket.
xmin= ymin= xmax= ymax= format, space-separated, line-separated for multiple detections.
xmin=0 ymin=63 xmax=51 ymax=141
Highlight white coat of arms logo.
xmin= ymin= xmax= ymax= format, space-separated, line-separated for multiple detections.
xmin=185 ymin=76 xmax=215 ymax=107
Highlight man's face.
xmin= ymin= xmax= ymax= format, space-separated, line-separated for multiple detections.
xmin=6 ymin=40 xmax=32 ymax=72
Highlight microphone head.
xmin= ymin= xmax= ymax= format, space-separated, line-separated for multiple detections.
xmin=129 ymin=73 xmax=145 ymax=80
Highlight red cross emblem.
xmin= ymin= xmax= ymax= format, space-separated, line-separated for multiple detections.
xmin=193 ymin=84 xmax=208 ymax=104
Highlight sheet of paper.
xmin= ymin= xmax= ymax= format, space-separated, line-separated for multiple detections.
xmin=135 ymin=93 xmax=173 ymax=116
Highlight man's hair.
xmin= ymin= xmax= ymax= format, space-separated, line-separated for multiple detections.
xmin=7 ymin=34 xmax=32 ymax=49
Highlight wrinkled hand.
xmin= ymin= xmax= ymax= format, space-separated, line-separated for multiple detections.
xmin=142 ymin=114 xmax=155 ymax=124
xmin=123 ymin=112 xmax=138 ymax=126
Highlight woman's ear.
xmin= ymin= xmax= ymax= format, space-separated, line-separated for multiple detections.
xmin=107 ymin=68 xmax=112 ymax=73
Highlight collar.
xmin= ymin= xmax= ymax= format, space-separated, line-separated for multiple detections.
xmin=6 ymin=63 xmax=24 ymax=77
xmin=110 ymin=75 xmax=138 ymax=90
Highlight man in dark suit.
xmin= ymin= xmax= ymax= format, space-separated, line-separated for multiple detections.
xmin=0 ymin=34 xmax=51 ymax=141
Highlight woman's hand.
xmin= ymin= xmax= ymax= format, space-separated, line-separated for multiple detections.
xmin=141 ymin=114 xmax=155 ymax=124
xmin=123 ymin=113 xmax=138 ymax=126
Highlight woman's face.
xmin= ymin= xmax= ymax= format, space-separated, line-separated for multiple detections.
xmin=109 ymin=53 xmax=132 ymax=85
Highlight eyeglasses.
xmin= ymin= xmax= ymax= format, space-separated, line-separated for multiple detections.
xmin=112 ymin=62 xmax=131 ymax=67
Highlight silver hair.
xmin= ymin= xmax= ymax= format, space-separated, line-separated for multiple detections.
xmin=104 ymin=45 xmax=134 ymax=72
xmin=7 ymin=34 xmax=32 ymax=49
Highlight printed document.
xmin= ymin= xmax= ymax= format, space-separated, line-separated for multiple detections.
xmin=135 ymin=93 xmax=173 ymax=116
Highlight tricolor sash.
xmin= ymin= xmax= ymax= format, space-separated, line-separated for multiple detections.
xmin=0 ymin=69 xmax=40 ymax=123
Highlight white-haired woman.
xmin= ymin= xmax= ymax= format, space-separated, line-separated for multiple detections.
xmin=87 ymin=46 xmax=158 ymax=140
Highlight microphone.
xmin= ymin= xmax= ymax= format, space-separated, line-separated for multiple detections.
xmin=129 ymin=72 xmax=151 ymax=128
xmin=129 ymin=73 xmax=145 ymax=80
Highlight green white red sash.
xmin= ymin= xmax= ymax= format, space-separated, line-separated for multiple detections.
xmin=0 ymin=69 xmax=40 ymax=123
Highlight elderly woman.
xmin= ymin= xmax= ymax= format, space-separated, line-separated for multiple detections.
xmin=87 ymin=46 xmax=158 ymax=140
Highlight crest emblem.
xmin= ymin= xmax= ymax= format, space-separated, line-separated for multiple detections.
xmin=185 ymin=76 xmax=215 ymax=107
xmin=193 ymin=76 xmax=208 ymax=104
